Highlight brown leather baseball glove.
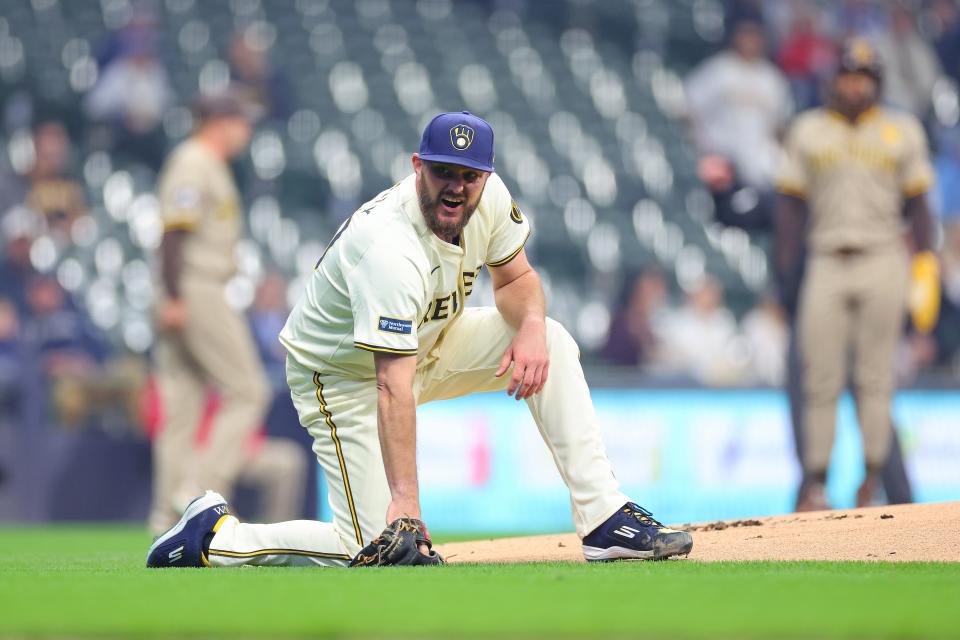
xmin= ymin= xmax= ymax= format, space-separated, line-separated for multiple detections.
xmin=349 ymin=518 xmax=444 ymax=567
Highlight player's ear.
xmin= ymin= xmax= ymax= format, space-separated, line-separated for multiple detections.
xmin=411 ymin=153 xmax=422 ymax=174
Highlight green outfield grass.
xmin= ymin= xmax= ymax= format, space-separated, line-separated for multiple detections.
xmin=0 ymin=526 xmax=957 ymax=639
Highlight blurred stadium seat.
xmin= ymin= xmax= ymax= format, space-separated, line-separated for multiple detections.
xmin=1 ymin=0 xmax=769 ymax=357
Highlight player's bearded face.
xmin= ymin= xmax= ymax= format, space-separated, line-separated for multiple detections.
xmin=834 ymin=72 xmax=878 ymax=112
xmin=417 ymin=161 xmax=486 ymax=239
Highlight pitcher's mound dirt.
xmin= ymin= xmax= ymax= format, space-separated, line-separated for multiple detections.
xmin=435 ymin=501 xmax=960 ymax=563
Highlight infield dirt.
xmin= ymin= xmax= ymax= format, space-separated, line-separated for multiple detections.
xmin=435 ymin=501 xmax=960 ymax=563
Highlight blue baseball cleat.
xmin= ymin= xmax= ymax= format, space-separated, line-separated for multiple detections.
xmin=582 ymin=502 xmax=693 ymax=561
xmin=146 ymin=490 xmax=231 ymax=568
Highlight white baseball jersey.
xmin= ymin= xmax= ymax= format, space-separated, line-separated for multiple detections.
xmin=279 ymin=172 xmax=530 ymax=378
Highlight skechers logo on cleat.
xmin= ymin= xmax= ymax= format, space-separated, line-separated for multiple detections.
xmin=612 ymin=526 xmax=641 ymax=539
xmin=168 ymin=546 xmax=185 ymax=563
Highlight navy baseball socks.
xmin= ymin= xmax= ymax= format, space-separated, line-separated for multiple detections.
xmin=582 ymin=502 xmax=694 ymax=561
xmin=147 ymin=490 xmax=231 ymax=568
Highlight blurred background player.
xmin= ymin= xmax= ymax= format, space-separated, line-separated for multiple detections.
xmin=148 ymin=90 xmax=270 ymax=535
xmin=775 ymin=39 xmax=938 ymax=511
xmin=698 ymin=150 xmax=914 ymax=509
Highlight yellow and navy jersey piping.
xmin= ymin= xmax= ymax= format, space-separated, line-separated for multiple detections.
xmin=486 ymin=231 xmax=530 ymax=267
xmin=354 ymin=341 xmax=417 ymax=355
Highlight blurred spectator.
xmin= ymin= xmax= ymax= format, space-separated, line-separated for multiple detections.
xmin=0 ymin=298 xmax=20 ymax=411
xmin=933 ymin=126 xmax=960 ymax=221
xmin=601 ymin=269 xmax=670 ymax=367
xmin=873 ymin=2 xmax=942 ymax=119
xmin=24 ymin=122 xmax=86 ymax=237
xmin=84 ymin=17 xmax=172 ymax=170
xmin=249 ymin=270 xmax=290 ymax=390
xmin=942 ymin=221 xmax=960 ymax=308
xmin=931 ymin=0 xmax=960 ymax=84
xmin=22 ymin=275 xmax=107 ymax=370
xmin=22 ymin=275 xmax=104 ymax=428
xmin=0 ymin=122 xmax=86 ymax=239
xmin=94 ymin=5 xmax=162 ymax=69
xmin=685 ymin=11 xmax=793 ymax=188
xmin=776 ymin=4 xmax=837 ymax=109
xmin=229 ymin=31 xmax=293 ymax=123
xmin=832 ymin=0 xmax=888 ymax=40
xmin=934 ymin=220 xmax=960 ymax=366
xmin=656 ymin=276 xmax=747 ymax=386
xmin=698 ymin=153 xmax=777 ymax=232
xmin=0 ymin=209 xmax=40 ymax=314
xmin=741 ymin=294 xmax=788 ymax=386
xmin=20 ymin=276 xmax=143 ymax=428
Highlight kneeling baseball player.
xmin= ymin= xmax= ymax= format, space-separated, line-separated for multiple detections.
xmin=147 ymin=112 xmax=693 ymax=567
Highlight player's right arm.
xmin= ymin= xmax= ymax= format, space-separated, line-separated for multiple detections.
xmin=158 ymin=230 xmax=189 ymax=330
xmin=157 ymin=172 xmax=207 ymax=331
xmin=373 ymin=352 xmax=421 ymax=524
xmin=773 ymin=117 xmax=810 ymax=315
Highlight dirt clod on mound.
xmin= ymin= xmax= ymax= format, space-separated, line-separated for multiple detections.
xmin=684 ymin=519 xmax=764 ymax=532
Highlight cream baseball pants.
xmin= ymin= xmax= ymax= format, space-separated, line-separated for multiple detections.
xmin=208 ymin=307 xmax=629 ymax=566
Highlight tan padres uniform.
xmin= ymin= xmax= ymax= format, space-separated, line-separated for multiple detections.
xmin=149 ymin=138 xmax=270 ymax=534
xmin=776 ymin=106 xmax=933 ymax=475
xmin=204 ymin=173 xmax=629 ymax=567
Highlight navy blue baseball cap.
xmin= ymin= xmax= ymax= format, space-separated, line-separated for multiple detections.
xmin=418 ymin=111 xmax=495 ymax=173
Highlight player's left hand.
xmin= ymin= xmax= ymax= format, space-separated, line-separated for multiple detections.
xmin=495 ymin=317 xmax=549 ymax=401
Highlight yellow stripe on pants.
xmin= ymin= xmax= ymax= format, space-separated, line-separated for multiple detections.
xmin=313 ymin=371 xmax=363 ymax=547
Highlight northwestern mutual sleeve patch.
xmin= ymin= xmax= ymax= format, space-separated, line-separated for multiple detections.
xmin=377 ymin=316 xmax=413 ymax=335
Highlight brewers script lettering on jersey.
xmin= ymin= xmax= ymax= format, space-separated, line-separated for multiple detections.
xmin=279 ymin=171 xmax=529 ymax=378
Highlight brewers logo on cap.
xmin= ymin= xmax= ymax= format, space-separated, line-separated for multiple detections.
xmin=419 ymin=111 xmax=495 ymax=172
xmin=450 ymin=124 xmax=475 ymax=151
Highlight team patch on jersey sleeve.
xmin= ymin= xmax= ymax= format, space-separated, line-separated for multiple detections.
xmin=377 ymin=316 xmax=413 ymax=335
xmin=510 ymin=200 xmax=524 ymax=224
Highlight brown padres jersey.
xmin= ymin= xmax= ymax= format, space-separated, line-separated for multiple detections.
xmin=776 ymin=106 xmax=934 ymax=253
xmin=156 ymin=138 xmax=243 ymax=283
